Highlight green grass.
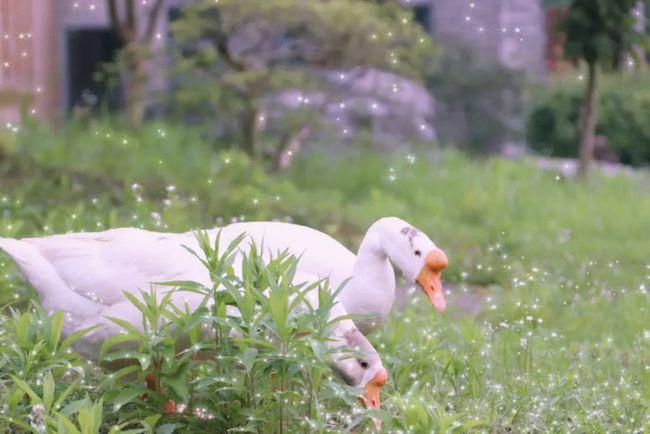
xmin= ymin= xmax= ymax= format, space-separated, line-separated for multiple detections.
xmin=0 ymin=121 xmax=648 ymax=432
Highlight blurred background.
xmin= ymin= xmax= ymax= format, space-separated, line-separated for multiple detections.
xmin=0 ymin=0 xmax=647 ymax=169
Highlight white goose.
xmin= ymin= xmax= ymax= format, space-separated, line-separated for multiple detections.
xmin=0 ymin=233 xmax=388 ymax=410
xmin=218 ymin=216 xmax=449 ymax=333
xmin=297 ymin=272 xmax=388 ymax=411
xmin=0 ymin=216 xmax=447 ymax=335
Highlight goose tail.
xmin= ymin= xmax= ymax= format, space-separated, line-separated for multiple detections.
xmin=0 ymin=237 xmax=107 ymax=337
xmin=0 ymin=236 xmax=65 ymax=303
xmin=0 ymin=237 xmax=34 ymax=265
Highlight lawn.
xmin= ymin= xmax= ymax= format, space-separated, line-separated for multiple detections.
xmin=0 ymin=121 xmax=648 ymax=432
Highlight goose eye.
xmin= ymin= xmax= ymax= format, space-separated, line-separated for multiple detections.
xmin=360 ymin=360 xmax=369 ymax=369
xmin=414 ymin=250 xmax=421 ymax=257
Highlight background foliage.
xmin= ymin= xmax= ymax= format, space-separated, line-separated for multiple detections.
xmin=526 ymin=73 xmax=650 ymax=166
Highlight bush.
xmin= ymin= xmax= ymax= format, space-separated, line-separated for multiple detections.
xmin=98 ymin=232 xmax=374 ymax=432
xmin=428 ymin=44 xmax=526 ymax=153
xmin=526 ymin=72 xmax=650 ymax=166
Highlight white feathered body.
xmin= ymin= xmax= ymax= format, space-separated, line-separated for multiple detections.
xmin=0 ymin=223 xmax=364 ymax=359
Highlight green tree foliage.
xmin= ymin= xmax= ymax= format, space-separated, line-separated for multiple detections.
xmin=560 ymin=0 xmax=643 ymax=175
xmin=426 ymin=44 xmax=525 ymax=153
xmin=170 ymin=0 xmax=437 ymax=162
xmin=527 ymin=73 xmax=650 ymax=166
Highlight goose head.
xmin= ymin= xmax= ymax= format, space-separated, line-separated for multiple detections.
xmin=370 ymin=217 xmax=449 ymax=312
xmin=292 ymin=272 xmax=388 ymax=414
xmin=329 ymin=328 xmax=388 ymax=411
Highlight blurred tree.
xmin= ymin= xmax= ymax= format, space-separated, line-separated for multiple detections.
xmin=107 ymin=0 xmax=166 ymax=129
xmin=427 ymin=44 xmax=524 ymax=153
xmin=561 ymin=0 xmax=643 ymax=176
xmin=171 ymin=0 xmax=436 ymax=163
xmin=526 ymin=73 xmax=650 ymax=166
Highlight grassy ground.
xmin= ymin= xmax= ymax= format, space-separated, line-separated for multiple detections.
xmin=0 ymin=121 xmax=648 ymax=432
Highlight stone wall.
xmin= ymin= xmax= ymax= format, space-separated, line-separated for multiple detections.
xmin=426 ymin=0 xmax=546 ymax=150
xmin=431 ymin=0 xmax=545 ymax=77
xmin=0 ymin=0 xmax=58 ymax=123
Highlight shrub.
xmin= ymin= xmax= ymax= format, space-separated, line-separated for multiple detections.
xmin=0 ymin=304 xmax=93 ymax=381
xmin=526 ymin=73 xmax=650 ymax=166
xmin=428 ymin=43 xmax=526 ymax=153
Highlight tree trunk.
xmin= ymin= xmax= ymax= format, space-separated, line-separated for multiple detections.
xmin=275 ymin=126 xmax=311 ymax=172
xmin=124 ymin=45 xmax=148 ymax=129
xmin=241 ymin=103 xmax=260 ymax=159
xmin=107 ymin=0 xmax=166 ymax=130
xmin=578 ymin=62 xmax=599 ymax=177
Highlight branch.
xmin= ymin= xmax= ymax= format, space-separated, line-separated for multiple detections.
xmin=126 ymin=0 xmax=136 ymax=41
xmin=143 ymin=0 xmax=166 ymax=44
xmin=220 ymin=73 xmax=252 ymax=98
xmin=276 ymin=126 xmax=311 ymax=171
xmin=210 ymin=9 xmax=247 ymax=71
xmin=107 ymin=0 xmax=126 ymax=42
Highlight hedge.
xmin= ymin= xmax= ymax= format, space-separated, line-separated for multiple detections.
xmin=526 ymin=72 xmax=650 ymax=166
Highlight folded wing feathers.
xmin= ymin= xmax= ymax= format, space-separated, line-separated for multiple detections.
xmin=0 ymin=237 xmax=105 ymax=322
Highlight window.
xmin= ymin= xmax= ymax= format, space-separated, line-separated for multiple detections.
xmin=66 ymin=29 xmax=121 ymax=110
xmin=413 ymin=5 xmax=432 ymax=34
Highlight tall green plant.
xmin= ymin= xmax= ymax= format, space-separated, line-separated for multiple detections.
xmin=0 ymin=304 xmax=95 ymax=381
xmin=100 ymin=232 xmax=375 ymax=432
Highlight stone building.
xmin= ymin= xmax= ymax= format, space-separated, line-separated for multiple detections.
xmin=0 ymin=0 xmax=184 ymax=123
xmin=408 ymin=0 xmax=546 ymax=77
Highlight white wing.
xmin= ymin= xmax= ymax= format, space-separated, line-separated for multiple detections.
xmin=21 ymin=228 xmax=210 ymax=306
xmin=219 ymin=222 xmax=357 ymax=287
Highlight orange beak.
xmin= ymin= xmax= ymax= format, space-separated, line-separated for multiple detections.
xmin=361 ymin=368 xmax=388 ymax=429
xmin=416 ymin=249 xmax=448 ymax=312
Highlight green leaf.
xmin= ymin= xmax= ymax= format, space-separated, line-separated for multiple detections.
xmin=155 ymin=424 xmax=178 ymax=434
xmin=141 ymin=414 xmax=161 ymax=433
xmin=10 ymin=375 xmax=42 ymax=404
xmin=15 ymin=312 xmax=31 ymax=348
xmin=102 ymin=350 xmax=144 ymax=363
xmin=122 ymin=291 xmax=148 ymax=314
xmin=58 ymin=415 xmax=82 ymax=434
xmin=54 ymin=381 xmax=83 ymax=411
xmin=110 ymin=387 xmax=148 ymax=409
xmin=8 ymin=387 xmax=26 ymax=409
xmin=241 ymin=347 xmax=257 ymax=373
xmin=76 ymin=398 xmax=102 ymax=434
xmin=105 ymin=316 xmax=144 ymax=338
xmin=49 ymin=311 xmax=64 ymax=350
xmin=164 ymin=364 xmax=190 ymax=400
xmin=99 ymin=332 xmax=139 ymax=361
xmin=60 ymin=397 xmax=90 ymax=418
xmin=100 ymin=365 xmax=141 ymax=388
xmin=138 ymin=353 xmax=152 ymax=371
xmin=1 ymin=416 xmax=36 ymax=433
xmin=43 ymin=371 xmax=55 ymax=411
xmin=61 ymin=324 xmax=101 ymax=350
xmin=462 ymin=419 xmax=488 ymax=430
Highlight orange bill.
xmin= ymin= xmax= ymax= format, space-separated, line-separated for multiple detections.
xmin=362 ymin=368 xmax=388 ymax=408
xmin=361 ymin=368 xmax=388 ymax=429
xmin=416 ymin=249 xmax=448 ymax=312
